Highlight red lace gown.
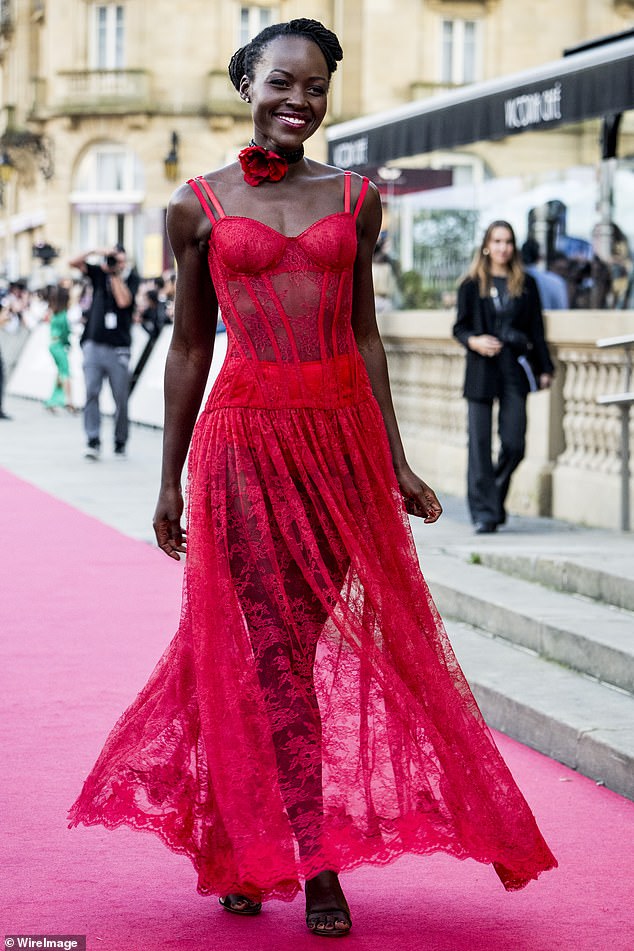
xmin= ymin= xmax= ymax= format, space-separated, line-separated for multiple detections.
xmin=68 ymin=171 xmax=556 ymax=900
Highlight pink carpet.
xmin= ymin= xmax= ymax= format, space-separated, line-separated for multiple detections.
xmin=2 ymin=466 xmax=633 ymax=951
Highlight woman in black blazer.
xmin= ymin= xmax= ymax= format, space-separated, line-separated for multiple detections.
xmin=453 ymin=220 xmax=554 ymax=533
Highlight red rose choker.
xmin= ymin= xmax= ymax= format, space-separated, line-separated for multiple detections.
xmin=238 ymin=140 xmax=305 ymax=187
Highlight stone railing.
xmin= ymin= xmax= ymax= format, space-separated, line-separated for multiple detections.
xmin=378 ymin=309 xmax=634 ymax=530
xmin=56 ymin=69 xmax=151 ymax=114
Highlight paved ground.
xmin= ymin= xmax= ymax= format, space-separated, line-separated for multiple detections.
xmin=2 ymin=393 xmax=633 ymax=582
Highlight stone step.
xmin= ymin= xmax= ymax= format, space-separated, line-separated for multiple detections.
xmin=423 ymin=551 xmax=634 ymax=695
xmin=445 ymin=618 xmax=634 ymax=800
xmin=475 ymin=551 xmax=634 ymax=613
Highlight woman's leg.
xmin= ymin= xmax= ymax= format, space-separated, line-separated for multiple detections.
xmin=46 ymin=345 xmax=67 ymax=408
xmin=225 ymin=482 xmax=350 ymax=930
xmin=467 ymin=399 xmax=499 ymax=526
xmin=233 ymin=532 xmax=336 ymax=863
xmin=494 ymin=383 xmax=527 ymax=521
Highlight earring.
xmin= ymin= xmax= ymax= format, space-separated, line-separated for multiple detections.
xmin=241 ymin=93 xmax=250 ymax=103
xmin=482 ymin=248 xmax=490 ymax=255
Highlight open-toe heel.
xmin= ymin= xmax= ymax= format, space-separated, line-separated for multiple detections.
xmin=306 ymin=906 xmax=352 ymax=938
xmin=305 ymin=872 xmax=352 ymax=938
xmin=219 ymin=894 xmax=263 ymax=916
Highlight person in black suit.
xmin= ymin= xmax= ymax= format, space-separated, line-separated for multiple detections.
xmin=453 ymin=220 xmax=554 ymax=534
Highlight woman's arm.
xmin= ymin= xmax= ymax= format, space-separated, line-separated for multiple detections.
xmin=153 ymin=186 xmax=219 ymax=559
xmin=524 ymin=275 xmax=554 ymax=386
xmin=350 ymin=181 xmax=441 ymax=523
xmin=453 ymin=279 xmax=502 ymax=358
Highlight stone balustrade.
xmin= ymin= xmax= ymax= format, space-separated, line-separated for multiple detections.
xmin=378 ymin=309 xmax=634 ymax=529
xmin=57 ymin=69 xmax=150 ymax=113
xmin=8 ymin=307 xmax=633 ymax=530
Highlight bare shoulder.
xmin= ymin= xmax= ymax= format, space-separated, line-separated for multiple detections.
xmin=167 ymin=180 xmax=212 ymax=250
xmin=346 ymin=167 xmax=380 ymax=202
xmin=306 ymin=162 xmax=380 ymax=210
xmin=167 ymin=180 xmax=201 ymax=221
xmin=198 ymin=162 xmax=245 ymax=202
xmin=344 ymin=170 xmax=381 ymax=242
xmin=167 ymin=164 xmax=240 ymax=210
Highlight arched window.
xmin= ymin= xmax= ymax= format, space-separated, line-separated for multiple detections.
xmin=70 ymin=143 xmax=144 ymax=264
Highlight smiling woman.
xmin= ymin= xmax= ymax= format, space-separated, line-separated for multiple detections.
xmin=68 ymin=17 xmax=557 ymax=942
xmin=232 ymin=31 xmax=331 ymax=153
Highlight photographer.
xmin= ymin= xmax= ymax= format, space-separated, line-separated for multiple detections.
xmin=69 ymin=245 xmax=139 ymax=459
xmin=453 ymin=221 xmax=554 ymax=533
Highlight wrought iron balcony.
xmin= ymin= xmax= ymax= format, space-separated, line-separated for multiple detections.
xmin=57 ymin=69 xmax=151 ymax=114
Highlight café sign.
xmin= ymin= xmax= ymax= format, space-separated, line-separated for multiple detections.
xmin=504 ymin=83 xmax=562 ymax=130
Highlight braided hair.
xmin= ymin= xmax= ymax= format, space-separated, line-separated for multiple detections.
xmin=228 ymin=18 xmax=343 ymax=91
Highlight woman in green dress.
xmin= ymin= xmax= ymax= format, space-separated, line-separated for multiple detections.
xmin=45 ymin=284 xmax=75 ymax=412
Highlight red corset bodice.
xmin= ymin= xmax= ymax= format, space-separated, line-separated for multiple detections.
xmin=187 ymin=173 xmax=373 ymax=409
xmin=210 ymin=213 xmax=358 ymax=275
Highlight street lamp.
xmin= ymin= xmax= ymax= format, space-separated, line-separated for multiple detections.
xmin=163 ymin=132 xmax=180 ymax=183
xmin=0 ymin=149 xmax=15 ymax=199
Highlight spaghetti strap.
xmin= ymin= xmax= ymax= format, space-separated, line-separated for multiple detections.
xmin=343 ymin=170 xmax=352 ymax=214
xmin=187 ymin=176 xmax=226 ymax=223
xmin=352 ymin=176 xmax=370 ymax=220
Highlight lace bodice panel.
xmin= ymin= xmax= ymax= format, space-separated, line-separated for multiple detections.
xmin=211 ymin=213 xmax=357 ymax=365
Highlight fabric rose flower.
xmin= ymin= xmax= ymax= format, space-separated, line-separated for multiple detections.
xmin=238 ymin=145 xmax=288 ymax=186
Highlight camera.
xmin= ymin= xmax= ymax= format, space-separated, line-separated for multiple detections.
xmin=105 ymin=253 xmax=118 ymax=269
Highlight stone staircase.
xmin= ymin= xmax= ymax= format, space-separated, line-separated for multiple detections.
xmin=421 ymin=547 xmax=634 ymax=800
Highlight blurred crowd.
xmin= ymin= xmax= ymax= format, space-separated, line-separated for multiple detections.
xmin=0 ymin=267 xmax=178 ymax=425
xmin=0 ymin=270 xmax=176 ymax=339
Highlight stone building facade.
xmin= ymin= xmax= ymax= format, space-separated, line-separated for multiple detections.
xmin=0 ymin=0 xmax=632 ymax=278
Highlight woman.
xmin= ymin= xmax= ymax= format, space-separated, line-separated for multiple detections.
xmin=453 ymin=221 xmax=554 ymax=534
xmin=68 ymin=22 xmax=556 ymax=937
xmin=44 ymin=284 xmax=75 ymax=413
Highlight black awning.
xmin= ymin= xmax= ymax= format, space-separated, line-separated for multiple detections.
xmin=326 ymin=36 xmax=634 ymax=168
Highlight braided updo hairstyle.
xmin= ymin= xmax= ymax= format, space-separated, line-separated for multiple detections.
xmin=228 ymin=18 xmax=343 ymax=91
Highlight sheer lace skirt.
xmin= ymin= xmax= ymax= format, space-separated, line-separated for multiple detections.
xmin=68 ymin=395 xmax=556 ymax=899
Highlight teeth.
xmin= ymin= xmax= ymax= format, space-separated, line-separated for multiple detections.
xmin=278 ymin=115 xmax=305 ymax=126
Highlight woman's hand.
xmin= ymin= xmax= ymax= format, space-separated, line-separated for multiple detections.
xmin=395 ymin=464 xmax=443 ymax=523
xmin=539 ymin=373 xmax=553 ymax=390
xmin=468 ymin=334 xmax=503 ymax=358
xmin=153 ymin=485 xmax=187 ymax=560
